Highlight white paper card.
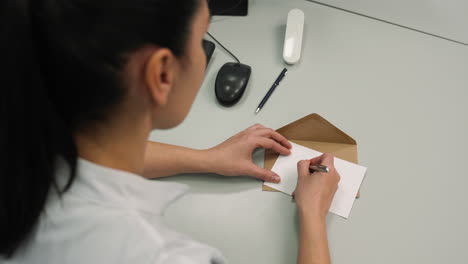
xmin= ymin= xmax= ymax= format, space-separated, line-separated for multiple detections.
xmin=264 ymin=142 xmax=367 ymax=218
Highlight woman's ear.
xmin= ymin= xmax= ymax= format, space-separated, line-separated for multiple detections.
xmin=145 ymin=48 xmax=176 ymax=107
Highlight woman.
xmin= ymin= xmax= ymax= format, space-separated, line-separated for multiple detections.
xmin=0 ymin=0 xmax=340 ymax=263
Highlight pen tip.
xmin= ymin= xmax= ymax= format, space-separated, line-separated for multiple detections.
xmin=255 ymin=108 xmax=260 ymax=114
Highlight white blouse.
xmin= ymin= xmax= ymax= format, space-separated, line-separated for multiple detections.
xmin=2 ymin=158 xmax=225 ymax=264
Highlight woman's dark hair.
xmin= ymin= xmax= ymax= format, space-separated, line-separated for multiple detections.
xmin=0 ymin=0 xmax=200 ymax=257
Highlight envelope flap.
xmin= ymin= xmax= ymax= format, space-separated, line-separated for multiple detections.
xmin=263 ymin=114 xmax=361 ymax=198
xmin=277 ymin=114 xmax=356 ymax=145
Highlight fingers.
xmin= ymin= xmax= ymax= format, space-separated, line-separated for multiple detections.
xmin=255 ymin=137 xmax=291 ymax=155
xmin=310 ymin=153 xmax=340 ymax=183
xmin=245 ymin=123 xmax=265 ymax=133
xmin=243 ymin=126 xmax=292 ymax=155
xmin=246 ymin=164 xmax=280 ymax=183
xmin=309 ymin=153 xmax=335 ymax=167
xmin=319 ymin=153 xmax=335 ymax=167
xmin=297 ymin=159 xmax=311 ymax=180
xmin=309 ymin=155 xmax=323 ymax=165
xmin=253 ymin=128 xmax=292 ymax=149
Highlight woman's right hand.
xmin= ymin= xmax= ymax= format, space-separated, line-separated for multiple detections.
xmin=293 ymin=153 xmax=341 ymax=219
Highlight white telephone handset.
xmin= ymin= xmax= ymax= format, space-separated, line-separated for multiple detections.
xmin=283 ymin=9 xmax=305 ymax=65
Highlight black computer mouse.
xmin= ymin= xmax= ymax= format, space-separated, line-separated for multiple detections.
xmin=215 ymin=62 xmax=251 ymax=106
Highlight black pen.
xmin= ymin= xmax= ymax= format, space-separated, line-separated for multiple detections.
xmin=255 ymin=68 xmax=288 ymax=114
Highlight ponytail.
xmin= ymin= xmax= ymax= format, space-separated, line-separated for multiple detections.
xmin=1 ymin=0 xmax=199 ymax=258
xmin=0 ymin=0 xmax=77 ymax=257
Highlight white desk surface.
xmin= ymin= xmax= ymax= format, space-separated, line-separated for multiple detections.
xmin=312 ymin=0 xmax=468 ymax=45
xmin=149 ymin=0 xmax=468 ymax=263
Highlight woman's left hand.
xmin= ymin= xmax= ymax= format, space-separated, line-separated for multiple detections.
xmin=206 ymin=124 xmax=292 ymax=183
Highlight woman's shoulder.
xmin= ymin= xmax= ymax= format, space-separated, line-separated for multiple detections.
xmin=5 ymin=206 xmax=162 ymax=264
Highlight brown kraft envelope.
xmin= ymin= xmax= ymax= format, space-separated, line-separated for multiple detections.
xmin=263 ymin=113 xmax=361 ymax=198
